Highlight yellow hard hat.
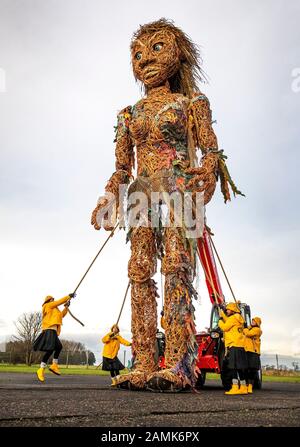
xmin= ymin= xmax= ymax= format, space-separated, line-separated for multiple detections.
xmin=226 ymin=302 xmax=240 ymax=313
xmin=253 ymin=316 xmax=262 ymax=326
xmin=43 ymin=295 xmax=53 ymax=304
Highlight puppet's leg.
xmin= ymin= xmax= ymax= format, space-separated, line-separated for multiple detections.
xmin=116 ymin=227 xmax=158 ymax=390
xmin=146 ymin=227 xmax=199 ymax=391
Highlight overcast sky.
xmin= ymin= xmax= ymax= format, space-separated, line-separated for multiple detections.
xmin=0 ymin=0 xmax=299 ymax=359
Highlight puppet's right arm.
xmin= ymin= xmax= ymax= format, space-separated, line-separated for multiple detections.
xmin=91 ymin=106 xmax=134 ymax=230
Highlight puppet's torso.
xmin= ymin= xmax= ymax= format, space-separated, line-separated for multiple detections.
xmin=129 ymin=87 xmax=190 ymax=180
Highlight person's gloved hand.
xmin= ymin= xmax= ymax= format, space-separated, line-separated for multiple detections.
xmin=69 ymin=292 xmax=76 ymax=298
xmin=219 ymin=309 xmax=226 ymax=320
xmin=64 ymin=301 xmax=71 ymax=308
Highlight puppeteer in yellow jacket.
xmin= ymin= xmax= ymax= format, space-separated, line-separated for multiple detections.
xmin=218 ymin=303 xmax=245 ymax=349
xmin=102 ymin=327 xmax=131 ymax=359
xmin=102 ymin=324 xmax=132 ymax=386
xmin=243 ymin=317 xmax=262 ymax=393
xmin=42 ymin=295 xmax=70 ymax=336
xmin=243 ymin=317 xmax=262 ymax=354
xmin=34 ymin=292 xmax=75 ymax=383
xmin=160 ymin=311 xmax=166 ymax=331
xmin=218 ymin=302 xmax=248 ymax=396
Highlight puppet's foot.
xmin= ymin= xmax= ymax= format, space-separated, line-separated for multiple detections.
xmin=114 ymin=371 xmax=148 ymax=391
xmin=146 ymin=369 xmax=190 ymax=392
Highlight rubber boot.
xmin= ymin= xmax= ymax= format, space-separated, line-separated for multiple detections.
xmin=49 ymin=362 xmax=61 ymax=376
xmin=110 ymin=377 xmax=117 ymax=387
xmin=225 ymin=384 xmax=240 ymax=395
xmin=36 ymin=367 xmax=45 ymax=382
xmin=247 ymin=383 xmax=253 ymax=394
xmin=239 ymin=384 xmax=248 ymax=395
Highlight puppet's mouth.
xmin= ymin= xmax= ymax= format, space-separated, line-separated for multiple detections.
xmin=143 ymin=67 xmax=159 ymax=79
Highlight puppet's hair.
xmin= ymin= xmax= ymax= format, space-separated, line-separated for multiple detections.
xmin=131 ymin=18 xmax=207 ymax=98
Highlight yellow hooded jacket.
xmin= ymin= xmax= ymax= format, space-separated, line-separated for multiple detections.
xmin=161 ymin=316 xmax=166 ymax=330
xmin=243 ymin=326 xmax=262 ymax=354
xmin=42 ymin=295 xmax=70 ymax=336
xmin=102 ymin=332 xmax=131 ymax=359
xmin=218 ymin=312 xmax=245 ymax=348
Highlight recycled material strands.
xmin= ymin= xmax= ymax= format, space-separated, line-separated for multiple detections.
xmin=91 ymin=18 xmax=243 ymax=390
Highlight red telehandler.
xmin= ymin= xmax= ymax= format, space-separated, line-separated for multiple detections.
xmin=156 ymin=226 xmax=262 ymax=390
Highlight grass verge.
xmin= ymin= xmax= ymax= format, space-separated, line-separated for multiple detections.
xmin=206 ymin=372 xmax=300 ymax=383
xmin=1 ymin=365 xmax=300 ymax=382
xmin=0 ymin=364 xmax=111 ymax=375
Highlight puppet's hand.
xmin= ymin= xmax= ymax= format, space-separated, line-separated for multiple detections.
xmin=194 ymin=364 xmax=201 ymax=379
xmin=91 ymin=195 xmax=116 ymax=231
xmin=185 ymin=153 xmax=218 ymax=205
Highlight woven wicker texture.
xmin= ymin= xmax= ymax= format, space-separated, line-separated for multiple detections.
xmin=91 ymin=19 xmax=243 ymax=390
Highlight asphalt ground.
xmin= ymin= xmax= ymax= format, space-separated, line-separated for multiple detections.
xmin=0 ymin=373 xmax=299 ymax=427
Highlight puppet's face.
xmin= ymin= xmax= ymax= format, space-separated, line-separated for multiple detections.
xmin=131 ymin=30 xmax=181 ymax=88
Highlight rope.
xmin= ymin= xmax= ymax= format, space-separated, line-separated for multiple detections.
xmin=73 ymin=222 xmax=119 ymax=294
xmin=66 ymin=222 xmax=120 ymax=326
xmin=67 ymin=308 xmax=85 ymax=327
xmin=207 ymin=231 xmax=237 ymax=303
xmin=159 ymin=188 xmax=222 ymax=307
xmin=116 ymin=280 xmax=131 ymax=325
xmin=96 ymin=361 xmax=103 ymax=370
xmin=196 ymin=246 xmax=222 ymax=305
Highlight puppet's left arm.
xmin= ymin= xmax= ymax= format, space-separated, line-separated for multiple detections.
xmin=186 ymin=93 xmax=244 ymax=204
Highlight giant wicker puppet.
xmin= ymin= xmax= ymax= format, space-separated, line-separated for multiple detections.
xmin=91 ymin=19 xmax=242 ymax=391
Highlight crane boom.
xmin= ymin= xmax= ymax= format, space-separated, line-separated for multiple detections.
xmin=197 ymin=226 xmax=225 ymax=305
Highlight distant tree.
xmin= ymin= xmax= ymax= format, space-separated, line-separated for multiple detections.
xmin=6 ymin=340 xmax=26 ymax=364
xmin=5 ymin=316 xmax=97 ymax=367
xmin=59 ymin=339 xmax=96 ymax=366
xmin=88 ymin=350 xmax=96 ymax=366
xmin=13 ymin=312 xmax=42 ymax=365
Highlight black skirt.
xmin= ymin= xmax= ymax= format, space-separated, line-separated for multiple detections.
xmin=227 ymin=347 xmax=248 ymax=370
xmin=102 ymin=356 xmax=125 ymax=371
xmin=33 ymin=329 xmax=62 ymax=352
xmin=247 ymin=351 xmax=261 ymax=370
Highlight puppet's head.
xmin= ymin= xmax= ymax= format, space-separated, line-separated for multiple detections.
xmin=131 ymin=18 xmax=206 ymax=98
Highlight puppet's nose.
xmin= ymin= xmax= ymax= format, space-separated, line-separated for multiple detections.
xmin=140 ymin=55 xmax=156 ymax=69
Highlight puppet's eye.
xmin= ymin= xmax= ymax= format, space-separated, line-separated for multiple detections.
xmin=153 ymin=43 xmax=163 ymax=51
xmin=135 ymin=52 xmax=142 ymax=60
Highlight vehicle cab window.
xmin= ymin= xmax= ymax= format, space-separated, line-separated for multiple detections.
xmin=210 ymin=306 xmax=220 ymax=330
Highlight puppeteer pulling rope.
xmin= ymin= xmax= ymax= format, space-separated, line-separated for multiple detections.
xmin=91 ymin=18 xmax=243 ymax=391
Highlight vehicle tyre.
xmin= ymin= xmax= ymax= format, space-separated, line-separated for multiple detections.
xmin=253 ymin=367 xmax=262 ymax=389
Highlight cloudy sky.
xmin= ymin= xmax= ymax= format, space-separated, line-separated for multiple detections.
xmin=0 ymin=0 xmax=299 ymax=360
